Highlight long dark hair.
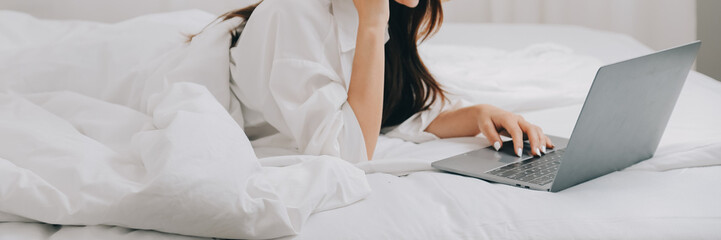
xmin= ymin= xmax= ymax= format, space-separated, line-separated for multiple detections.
xmin=192 ymin=0 xmax=446 ymax=128
xmin=383 ymin=0 xmax=445 ymax=127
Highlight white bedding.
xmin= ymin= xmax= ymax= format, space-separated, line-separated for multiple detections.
xmin=1 ymin=10 xmax=720 ymax=240
xmin=0 ymin=10 xmax=370 ymax=239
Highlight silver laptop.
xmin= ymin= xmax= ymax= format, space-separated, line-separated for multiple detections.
xmin=431 ymin=41 xmax=701 ymax=192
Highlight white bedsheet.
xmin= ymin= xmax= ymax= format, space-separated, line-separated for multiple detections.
xmin=1 ymin=11 xmax=720 ymax=240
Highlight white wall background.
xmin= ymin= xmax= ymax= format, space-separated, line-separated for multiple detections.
xmin=442 ymin=0 xmax=697 ymax=51
xmin=0 ymin=0 xmax=697 ymax=50
xmin=0 ymin=0 xmax=255 ymax=23
xmin=0 ymin=0 xmax=715 ymax=79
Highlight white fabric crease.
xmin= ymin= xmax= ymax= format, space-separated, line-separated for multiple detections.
xmin=0 ymin=10 xmax=370 ymax=239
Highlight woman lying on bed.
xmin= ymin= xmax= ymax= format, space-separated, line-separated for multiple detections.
xmin=195 ymin=0 xmax=555 ymax=162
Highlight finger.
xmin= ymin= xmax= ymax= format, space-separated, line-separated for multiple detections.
xmin=537 ymin=128 xmax=548 ymax=154
xmin=521 ymin=122 xmax=542 ymax=156
xmin=482 ymin=124 xmax=502 ymax=151
xmin=479 ymin=120 xmax=503 ymax=151
xmin=527 ymin=123 xmax=546 ymax=155
xmin=532 ymin=128 xmax=543 ymax=156
xmin=502 ymin=119 xmax=525 ymax=157
xmin=545 ymin=135 xmax=555 ymax=149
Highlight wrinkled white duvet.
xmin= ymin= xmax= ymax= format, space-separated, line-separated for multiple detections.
xmin=0 ymin=11 xmax=369 ymax=239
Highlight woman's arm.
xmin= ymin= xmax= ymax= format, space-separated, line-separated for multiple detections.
xmin=347 ymin=0 xmax=389 ymax=159
xmin=425 ymin=104 xmax=555 ymax=157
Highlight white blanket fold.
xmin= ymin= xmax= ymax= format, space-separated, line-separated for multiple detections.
xmin=0 ymin=11 xmax=370 ymax=239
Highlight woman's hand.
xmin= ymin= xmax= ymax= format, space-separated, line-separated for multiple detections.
xmin=425 ymin=104 xmax=554 ymax=157
xmin=474 ymin=104 xmax=554 ymax=157
xmin=352 ymin=0 xmax=390 ymax=28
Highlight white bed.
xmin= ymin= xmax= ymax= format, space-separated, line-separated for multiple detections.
xmin=1 ymin=10 xmax=720 ymax=240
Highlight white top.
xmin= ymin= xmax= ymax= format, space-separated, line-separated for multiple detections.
xmin=229 ymin=0 xmax=455 ymax=163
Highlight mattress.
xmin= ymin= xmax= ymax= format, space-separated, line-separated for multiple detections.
xmin=1 ymin=11 xmax=720 ymax=240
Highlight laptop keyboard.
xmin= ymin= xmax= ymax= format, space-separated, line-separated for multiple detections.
xmin=487 ymin=149 xmax=565 ymax=186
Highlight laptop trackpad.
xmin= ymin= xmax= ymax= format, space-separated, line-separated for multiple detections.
xmin=474 ymin=144 xmax=532 ymax=165
xmin=433 ymin=144 xmax=533 ymax=175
